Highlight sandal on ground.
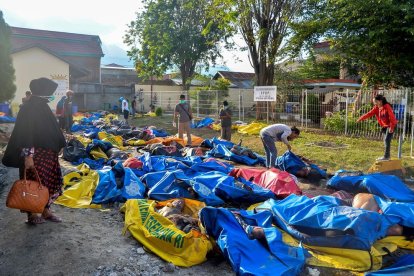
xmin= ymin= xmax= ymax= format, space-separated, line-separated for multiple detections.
xmin=26 ymin=215 xmax=46 ymax=225
xmin=43 ymin=214 xmax=63 ymax=223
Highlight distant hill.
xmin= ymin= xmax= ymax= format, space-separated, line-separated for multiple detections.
xmin=101 ymin=44 xmax=134 ymax=67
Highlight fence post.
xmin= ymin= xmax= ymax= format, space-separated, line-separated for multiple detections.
xmin=301 ymin=89 xmax=305 ymax=128
xmin=411 ymin=121 xmax=414 ymax=158
xmin=402 ymin=89 xmax=408 ymax=139
xmin=239 ymin=90 xmax=241 ymax=121
xmin=216 ymin=90 xmax=219 ymax=118
xmin=242 ymin=93 xmax=245 ymax=122
xmin=305 ymin=89 xmax=308 ymax=129
xmin=197 ymin=90 xmax=199 ymax=118
xmin=345 ymin=89 xmax=349 ymax=136
xmin=266 ymin=101 xmax=269 ymax=124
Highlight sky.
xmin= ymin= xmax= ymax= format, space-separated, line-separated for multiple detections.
xmin=1 ymin=0 xmax=253 ymax=73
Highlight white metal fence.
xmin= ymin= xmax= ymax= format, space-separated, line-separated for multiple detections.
xmin=137 ymin=88 xmax=414 ymax=140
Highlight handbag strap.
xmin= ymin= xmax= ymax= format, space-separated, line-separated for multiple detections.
xmin=179 ymin=103 xmax=192 ymax=119
xmin=23 ymin=168 xmax=43 ymax=186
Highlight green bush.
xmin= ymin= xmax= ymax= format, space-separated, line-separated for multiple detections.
xmin=155 ymin=107 xmax=163 ymax=116
xmin=324 ymin=110 xmax=378 ymax=133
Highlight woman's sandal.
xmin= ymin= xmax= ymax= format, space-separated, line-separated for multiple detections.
xmin=43 ymin=214 xmax=62 ymax=223
xmin=26 ymin=215 xmax=46 ymax=225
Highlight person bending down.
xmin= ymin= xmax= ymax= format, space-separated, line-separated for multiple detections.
xmin=259 ymin=124 xmax=300 ymax=168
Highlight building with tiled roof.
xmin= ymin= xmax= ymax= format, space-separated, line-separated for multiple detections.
xmin=9 ymin=26 xmax=105 ymax=112
xmin=212 ymin=71 xmax=256 ymax=89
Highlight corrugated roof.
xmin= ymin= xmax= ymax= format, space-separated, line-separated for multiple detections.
xmin=213 ymin=71 xmax=255 ymax=89
xmin=10 ymin=27 xmax=104 ymax=57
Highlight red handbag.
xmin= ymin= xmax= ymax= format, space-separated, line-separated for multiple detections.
xmin=6 ymin=169 xmax=49 ymax=213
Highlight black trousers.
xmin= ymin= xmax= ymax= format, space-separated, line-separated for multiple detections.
xmin=382 ymin=127 xmax=393 ymax=158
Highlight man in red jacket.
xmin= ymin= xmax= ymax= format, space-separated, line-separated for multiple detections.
xmin=357 ymin=95 xmax=398 ymax=161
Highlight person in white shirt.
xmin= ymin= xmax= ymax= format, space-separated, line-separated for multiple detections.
xmin=259 ymin=124 xmax=300 ymax=168
xmin=120 ymin=97 xmax=130 ymax=124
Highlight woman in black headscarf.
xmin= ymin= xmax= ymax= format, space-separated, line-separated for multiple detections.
xmin=2 ymin=78 xmax=66 ymax=224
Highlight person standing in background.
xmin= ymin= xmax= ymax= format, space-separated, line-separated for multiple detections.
xmin=173 ymin=94 xmax=193 ymax=146
xmin=131 ymin=96 xmax=137 ymax=118
xmin=219 ymin=100 xmax=232 ymax=141
xmin=63 ymin=90 xmax=74 ymax=133
xmin=56 ymin=95 xmax=67 ymax=129
xmin=121 ymin=97 xmax=130 ymax=124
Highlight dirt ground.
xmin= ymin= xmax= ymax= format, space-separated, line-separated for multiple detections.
xmin=0 ymin=165 xmax=234 ymax=276
xmin=0 ymin=119 xmax=411 ymax=276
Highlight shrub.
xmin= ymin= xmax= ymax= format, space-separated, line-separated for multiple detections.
xmin=155 ymin=107 xmax=163 ymax=116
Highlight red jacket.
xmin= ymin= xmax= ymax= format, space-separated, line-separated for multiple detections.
xmin=358 ymin=104 xmax=398 ymax=132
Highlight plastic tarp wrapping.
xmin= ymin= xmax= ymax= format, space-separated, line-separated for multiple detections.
xmin=97 ymin=131 xmax=124 ymax=148
xmin=275 ymin=151 xmax=327 ymax=178
xmin=138 ymin=153 xmax=199 ymax=174
xmin=191 ymin=117 xmax=214 ymax=128
xmin=189 ymin=159 xmax=234 ymax=174
xmin=123 ymin=199 xmax=212 ymax=267
xmin=374 ymin=196 xmax=414 ymax=227
xmin=327 ymin=171 xmax=414 ymax=202
xmin=92 ymin=163 xmax=146 ymax=204
xmin=237 ymin=122 xmax=268 ymax=135
xmin=255 ymin=195 xmax=391 ymax=251
xmin=146 ymin=170 xmax=195 ymax=201
xmin=192 ymin=171 xmax=275 ymax=205
xmin=55 ymin=164 xmax=101 ymax=208
xmin=199 ymin=207 xmax=305 ymax=276
xmin=146 ymin=135 xmax=204 ymax=147
xmin=207 ymin=144 xmax=265 ymax=166
xmin=365 ymin=254 xmax=414 ymax=275
xmin=230 ymin=167 xmax=301 ymax=198
xmin=200 ymin=137 xmax=235 ymax=150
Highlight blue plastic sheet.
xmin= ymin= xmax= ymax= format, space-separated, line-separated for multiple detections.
xmin=0 ymin=115 xmax=16 ymax=123
xmin=86 ymin=139 xmax=113 ymax=155
xmin=191 ymin=171 xmax=274 ymax=205
xmin=192 ymin=117 xmax=214 ymax=128
xmin=190 ymin=159 xmax=234 ymax=174
xmin=92 ymin=163 xmax=146 ymax=204
xmin=151 ymin=128 xmax=169 ymax=137
xmin=202 ymin=137 xmax=235 ymax=149
xmin=147 ymin=169 xmax=194 ymax=201
xmin=275 ymin=151 xmax=327 ymax=178
xmin=328 ymin=171 xmax=414 ymax=202
xmin=73 ymin=158 xmax=106 ymax=170
xmin=207 ymin=144 xmax=265 ymax=166
xmin=200 ymin=207 xmax=305 ymax=276
xmin=256 ymin=195 xmax=390 ymax=250
xmin=374 ymin=196 xmax=414 ymax=228
xmin=366 ymin=254 xmax=414 ymax=275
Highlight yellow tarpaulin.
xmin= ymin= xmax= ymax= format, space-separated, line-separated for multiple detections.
xmin=73 ymin=135 xmax=92 ymax=147
xmin=98 ymin=132 xmax=124 ymax=148
xmin=55 ymin=164 xmax=101 ymax=209
xmin=123 ymin=199 xmax=212 ymax=267
xmin=237 ymin=122 xmax=268 ymax=135
xmin=126 ymin=139 xmax=146 ymax=146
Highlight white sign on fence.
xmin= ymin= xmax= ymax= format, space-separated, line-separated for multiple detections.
xmin=254 ymin=86 xmax=277 ymax=101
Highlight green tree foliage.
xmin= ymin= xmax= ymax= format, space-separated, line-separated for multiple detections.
xmin=0 ymin=11 xmax=16 ymax=103
xmin=124 ymin=0 xmax=228 ymax=91
xmin=297 ymin=52 xmax=340 ymax=80
xmin=290 ymin=0 xmax=414 ymax=87
xmin=211 ymin=0 xmax=304 ymax=119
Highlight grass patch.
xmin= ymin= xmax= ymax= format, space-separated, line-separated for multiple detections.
xmin=131 ymin=115 xmax=414 ymax=174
